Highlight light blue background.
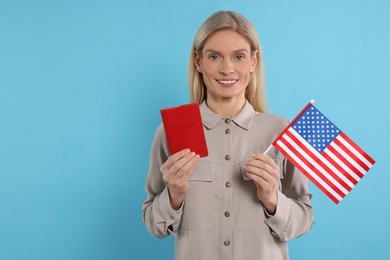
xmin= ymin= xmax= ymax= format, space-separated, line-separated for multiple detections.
xmin=1 ymin=0 xmax=389 ymax=259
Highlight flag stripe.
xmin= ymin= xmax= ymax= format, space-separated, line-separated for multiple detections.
xmin=275 ymin=140 xmax=342 ymax=204
xmin=281 ymin=134 xmax=347 ymax=197
xmin=341 ymin=133 xmax=375 ymax=165
xmin=322 ymin=148 xmax=362 ymax=182
xmin=338 ymin=133 xmax=375 ymax=167
xmin=332 ymin=137 xmax=369 ymax=173
xmin=287 ymin=129 xmax=354 ymax=191
xmin=281 ymin=128 xmax=351 ymax=193
xmin=326 ymin=144 xmax=364 ymax=179
xmin=321 ymin=150 xmax=359 ymax=185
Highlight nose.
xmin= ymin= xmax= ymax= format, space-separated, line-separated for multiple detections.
xmin=219 ymin=59 xmax=234 ymax=75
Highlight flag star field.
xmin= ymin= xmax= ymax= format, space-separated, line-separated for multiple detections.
xmin=292 ymin=106 xmax=340 ymax=153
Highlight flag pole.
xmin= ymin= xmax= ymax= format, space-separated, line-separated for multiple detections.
xmin=263 ymin=144 xmax=273 ymax=154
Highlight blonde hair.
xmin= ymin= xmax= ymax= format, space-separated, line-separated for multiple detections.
xmin=188 ymin=11 xmax=267 ymax=113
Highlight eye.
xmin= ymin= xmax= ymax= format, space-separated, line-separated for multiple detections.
xmin=234 ymin=54 xmax=246 ymax=61
xmin=208 ymin=55 xmax=220 ymax=61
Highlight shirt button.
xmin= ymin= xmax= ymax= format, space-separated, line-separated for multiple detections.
xmin=224 ymin=211 xmax=230 ymax=217
xmin=225 ymin=128 xmax=231 ymax=134
xmin=225 ymin=155 xmax=231 ymax=161
xmin=224 ymin=240 xmax=230 ymax=246
xmin=225 ymin=182 xmax=231 ymax=188
xmin=170 ymin=216 xmax=174 ymax=220
xmin=225 ymin=118 xmax=231 ymax=124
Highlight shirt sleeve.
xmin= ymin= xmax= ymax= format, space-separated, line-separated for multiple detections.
xmin=142 ymin=124 xmax=183 ymax=238
xmin=263 ymin=157 xmax=314 ymax=241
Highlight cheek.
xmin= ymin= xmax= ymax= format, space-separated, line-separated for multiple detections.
xmin=202 ymin=73 xmax=215 ymax=88
xmin=200 ymin=62 xmax=217 ymax=76
xmin=238 ymin=64 xmax=253 ymax=77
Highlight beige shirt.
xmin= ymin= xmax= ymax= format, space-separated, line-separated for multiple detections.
xmin=142 ymin=101 xmax=314 ymax=260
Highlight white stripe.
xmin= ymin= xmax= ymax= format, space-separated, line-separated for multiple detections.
xmin=338 ymin=135 xmax=373 ymax=168
xmin=276 ymin=140 xmax=342 ymax=202
xmin=283 ymin=134 xmax=348 ymax=195
xmin=329 ymin=141 xmax=366 ymax=175
xmin=322 ymin=149 xmax=361 ymax=182
xmin=288 ymin=129 xmax=355 ymax=189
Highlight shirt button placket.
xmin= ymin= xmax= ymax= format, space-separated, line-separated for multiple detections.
xmin=222 ymin=118 xmax=233 ymax=259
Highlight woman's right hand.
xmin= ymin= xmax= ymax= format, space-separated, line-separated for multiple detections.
xmin=160 ymin=149 xmax=200 ymax=210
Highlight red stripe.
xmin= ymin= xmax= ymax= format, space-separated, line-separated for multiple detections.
xmin=339 ymin=132 xmax=375 ymax=165
xmin=272 ymin=103 xmax=313 ymax=146
xmin=321 ymin=150 xmax=359 ymax=185
xmin=326 ymin=144 xmax=364 ymax=179
xmin=281 ymin=133 xmax=346 ymax=197
xmin=333 ymin=137 xmax=370 ymax=172
xmin=274 ymin=140 xmax=341 ymax=204
xmin=285 ymin=130 xmax=352 ymax=192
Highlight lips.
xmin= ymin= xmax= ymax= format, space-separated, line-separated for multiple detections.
xmin=216 ymin=79 xmax=239 ymax=87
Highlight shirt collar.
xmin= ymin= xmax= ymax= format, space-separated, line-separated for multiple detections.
xmin=200 ymin=100 xmax=255 ymax=130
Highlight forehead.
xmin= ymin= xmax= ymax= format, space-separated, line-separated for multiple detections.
xmin=203 ymin=30 xmax=251 ymax=53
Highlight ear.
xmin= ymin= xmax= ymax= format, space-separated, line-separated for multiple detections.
xmin=194 ymin=51 xmax=202 ymax=73
xmin=250 ymin=50 xmax=258 ymax=72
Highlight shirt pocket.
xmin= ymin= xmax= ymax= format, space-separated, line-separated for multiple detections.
xmin=238 ymin=156 xmax=284 ymax=231
xmin=179 ymin=161 xmax=215 ymax=231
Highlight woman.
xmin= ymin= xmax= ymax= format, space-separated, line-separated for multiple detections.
xmin=142 ymin=11 xmax=314 ymax=260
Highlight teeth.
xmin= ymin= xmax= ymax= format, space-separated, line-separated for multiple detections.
xmin=218 ymin=80 xmax=237 ymax=84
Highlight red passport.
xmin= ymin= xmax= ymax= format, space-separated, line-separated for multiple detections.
xmin=160 ymin=103 xmax=208 ymax=157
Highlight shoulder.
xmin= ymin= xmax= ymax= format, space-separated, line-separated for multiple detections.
xmin=153 ymin=122 xmax=167 ymax=144
xmin=252 ymin=112 xmax=290 ymax=131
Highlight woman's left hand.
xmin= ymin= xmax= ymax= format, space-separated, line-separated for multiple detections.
xmin=243 ymin=152 xmax=280 ymax=215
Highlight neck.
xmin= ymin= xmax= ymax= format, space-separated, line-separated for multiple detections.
xmin=206 ymin=97 xmax=246 ymax=118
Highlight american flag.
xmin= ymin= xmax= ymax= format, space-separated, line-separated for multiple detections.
xmin=272 ymin=102 xmax=375 ymax=204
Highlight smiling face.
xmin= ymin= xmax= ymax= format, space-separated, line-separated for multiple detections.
xmin=195 ymin=30 xmax=258 ymax=107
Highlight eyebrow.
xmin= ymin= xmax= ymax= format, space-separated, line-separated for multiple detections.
xmin=204 ymin=48 xmax=250 ymax=54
